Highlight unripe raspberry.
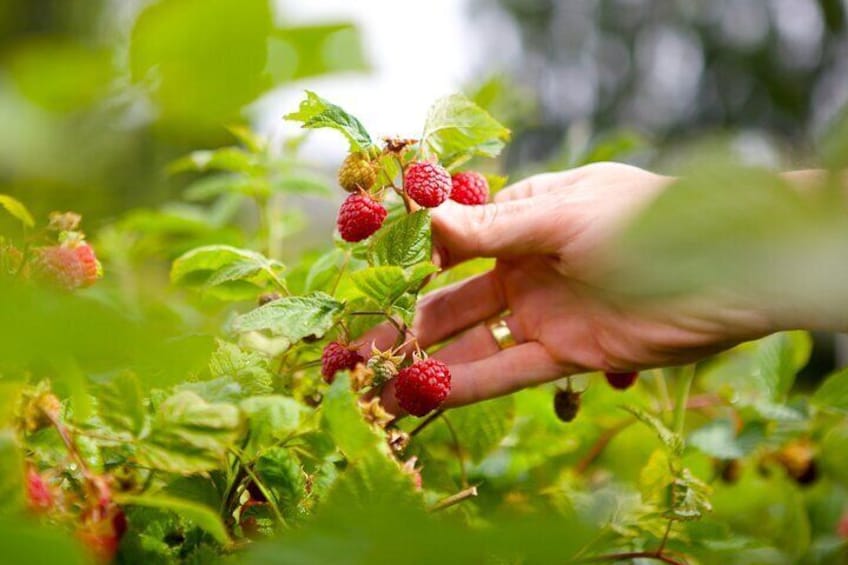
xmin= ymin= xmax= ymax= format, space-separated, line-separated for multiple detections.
xmin=450 ymin=171 xmax=489 ymax=205
xmin=338 ymin=152 xmax=377 ymax=192
xmin=394 ymin=358 xmax=451 ymax=416
xmin=321 ymin=341 xmax=364 ymax=383
xmin=404 ymin=161 xmax=451 ymax=208
xmin=604 ymin=371 xmax=638 ymax=390
xmin=336 ymin=193 xmax=387 ymax=242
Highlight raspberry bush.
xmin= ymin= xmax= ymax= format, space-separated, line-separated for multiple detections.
xmin=1 ymin=91 xmax=847 ymax=565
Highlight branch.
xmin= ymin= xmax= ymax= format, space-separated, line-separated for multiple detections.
xmin=428 ymin=485 xmax=478 ymax=512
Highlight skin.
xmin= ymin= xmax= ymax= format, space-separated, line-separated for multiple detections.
xmin=359 ymin=162 xmax=841 ymax=414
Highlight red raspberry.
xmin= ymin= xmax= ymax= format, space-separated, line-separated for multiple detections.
xmin=450 ymin=171 xmax=489 ymax=205
xmin=336 ymin=193 xmax=387 ymax=242
xmin=604 ymin=371 xmax=638 ymax=390
xmin=321 ymin=342 xmax=364 ymax=383
xmin=404 ymin=161 xmax=451 ymax=208
xmin=26 ymin=467 xmax=53 ymax=512
xmin=34 ymin=243 xmax=101 ymax=290
xmin=74 ymin=243 xmax=101 ymax=287
xmin=394 ymin=358 xmax=451 ymax=416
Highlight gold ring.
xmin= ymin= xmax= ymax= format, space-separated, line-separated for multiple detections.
xmin=488 ymin=319 xmax=517 ymax=350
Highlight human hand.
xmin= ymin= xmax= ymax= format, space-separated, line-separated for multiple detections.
xmin=361 ymin=162 xmax=778 ymax=413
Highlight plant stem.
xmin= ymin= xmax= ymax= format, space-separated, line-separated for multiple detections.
xmin=574 ymin=419 xmax=635 ymax=476
xmin=441 ymin=413 xmax=467 ymax=488
xmin=672 ymin=365 xmax=696 ymax=436
xmin=428 ymin=485 xmax=478 ymax=512
xmin=657 ymin=519 xmax=674 ymax=555
xmin=329 ymin=250 xmax=351 ymax=296
xmin=652 ymin=368 xmax=673 ymax=416
xmin=409 ymin=409 xmax=443 ymax=437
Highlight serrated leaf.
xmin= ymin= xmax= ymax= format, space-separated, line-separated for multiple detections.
xmin=171 ymin=245 xmax=284 ymax=300
xmin=138 ymin=391 xmax=243 ymax=474
xmin=255 ymin=447 xmax=307 ymax=519
xmin=351 ymin=263 xmax=437 ymax=308
xmin=321 ymin=375 xmax=388 ymax=460
xmin=231 ymin=293 xmax=343 ymax=349
xmin=117 ymin=494 xmax=231 ymax=545
xmin=209 ymin=340 xmax=273 ymax=396
xmin=811 ymin=367 xmax=848 ymax=413
xmin=753 ymin=331 xmax=812 ymax=401
xmin=421 ymin=94 xmax=510 ymax=163
xmin=168 ymin=147 xmax=261 ymax=175
xmin=89 ymin=371 xmax=145 ymax=436
xmin=623 ymin=406 xmax=684 ymax=457
xmin=0 ymin=194 xmax=35 ymax=228
xmin=367 ymin=210 xmax=431 ymax=267
xmin=667 ymin=468 xmax=712 ymax=521
xmin=240 ymin=395 xmax=307 ymax=459
xmin=639 ymin=448 xmax=674 ymax=505
xmin=443 ymin=396 xmax=515 ymax=463
xmin=285 ymin=91 xmax=372 ymax=151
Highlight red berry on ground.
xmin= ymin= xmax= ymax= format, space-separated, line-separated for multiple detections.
xmin=394 ymin=358 xmax=451 ymax=416
xmin=450 ymin=171 xmax=490 ymax=205
xmin=321 ymin=342 xmax=364 ymax=383
xmin=336 ymin=193 xmax=387 ymax=242
xmin=26 ymin=467 xmax=53 ymax=512
xmin=604 ymin=371 xmax=639 ymax=390
xmin=404 ymin=161 xmax=452 ymax=208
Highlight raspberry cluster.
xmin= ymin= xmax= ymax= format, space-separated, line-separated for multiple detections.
xmin=333 ymin=146 xmax=491 ymax=242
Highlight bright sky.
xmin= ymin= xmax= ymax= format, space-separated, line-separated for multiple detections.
xmin=254 ymin=0 xmax=479 ymax=162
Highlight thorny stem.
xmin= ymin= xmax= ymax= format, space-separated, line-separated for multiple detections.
xmin=441 ymin=413 xmax=467 ymax=488
xmin=229 ymin=447 xmax=288 ymax=527
xmin=428 ymin=485 xmax=478 ymax=512
xmin=672 ymin=365 xmax=696 ymax=436
xmin=46 ymin=412 xmax=93 ymax=480
xmin=348 ymin=310 xmax=406 ymax=338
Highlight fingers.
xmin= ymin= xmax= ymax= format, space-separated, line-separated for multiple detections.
xmin=432 ymin=315 xmax=522 ymax=365
xmin=355 ymin=271 xmax=506 ymax=358
xmin=494 ymin=171 xmax=576 ymax=202
xmin=431 ymin=197 xmax=563 ymax=266
xmin=379 ymin=342 xmax=574 ymax=413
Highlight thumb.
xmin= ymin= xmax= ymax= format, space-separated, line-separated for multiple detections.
xmin=431 ymin=197 xmax=561 ymax=266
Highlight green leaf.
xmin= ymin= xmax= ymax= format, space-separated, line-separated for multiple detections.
xmin=255 ymin=447 xmax=307 ymax=518
xmin=138 ymin=391 xmax=243 ymax=474
xmin=305 ymin=249 xmax=346 ymax=293
xmin=171 ymin=245 xmax=284 ymax=300
xmin=0 ymin=516 xmax=88 ymax=565
xmin=285 ymin=91 xmax=373 ymax=151
xmin=231 ymin=292 xmax=343 ymax=349
xmin=623 ymin=406 xmax=684 ymax=457
xmin=421 ymin=94 xmax=510 ymax=163
xmin=667 ymin=468 xmax=712 ymax=521
xmin=89 ymin=371 xmax=146 ymax=436
xmin=271 ymin=173 xmax=332 ymax=196
xmin=639 ymin=448 xmax=674 ymax=505
xmin=0 ymin=194 xmax=35 ymax=228
xmin=351 ymin=262 xmax=437 ymax=308
xmin=367 ymin=210 xmax=432 ymax=268
xmin=183 ymin=174 xmax=267 ymax=201
xmin=117 ymin=494 xmax=231 ymax=545
xmin=812 ymin=367 xmax=848 ymax=414
xmin=442 ymin=396 xmax=515 ymax=463
xmin=0 ymin=432 xmax=23 ymax=513
xmin=688 ymin=418 xmax=760 ymax=459
xmin=240 ymin=395 xmax=307 ymax=460
xmin=753 ymin=331 xmax=811 ymax=401
xmin=168 ymin=147 xmax=261 ymax=175
xmin=321 ymin=375 xmax=388 ymax=460
xmin=208 ymin=340 xmax=273 ymax=396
